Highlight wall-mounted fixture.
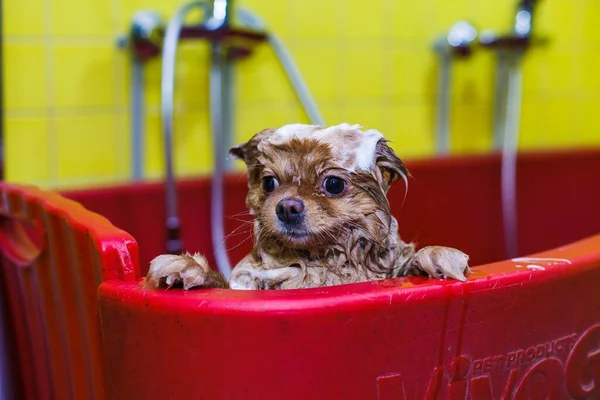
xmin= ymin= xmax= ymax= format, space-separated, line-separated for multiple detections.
xmin=431 ymin=0 xmax=547 ymax=260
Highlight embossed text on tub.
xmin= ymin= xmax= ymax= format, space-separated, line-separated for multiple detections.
xmin=377 ymin=324 xmax=600 ymax=399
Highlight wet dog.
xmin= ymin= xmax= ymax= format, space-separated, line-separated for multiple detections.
xmin=145 ymin=123 xmax=471 ymax=290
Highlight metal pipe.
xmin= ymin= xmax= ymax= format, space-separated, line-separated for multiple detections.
xmin=128 ymin=10 xmax=165 ymax=181
xmin=492 ymin=53 xmax=508 ymax=150
xmin=431 ymin=21 xmax=477 ymax=155
xmin=222 ymin=54 xmax=235 ymax=171
xmin=209 ymin=42 xmax=233 ymax=280
xmin=131 ymin=60 xmax=145 ymax=180
xmin=435 ymin=51 xmax=451 ymax=154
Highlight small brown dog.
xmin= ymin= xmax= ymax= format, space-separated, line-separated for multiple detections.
xmin=146 ymin=123 xmax=471 ymax=290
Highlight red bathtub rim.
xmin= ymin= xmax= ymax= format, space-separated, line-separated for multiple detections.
xmin=100 ymin=233 xmax=600 ymax=314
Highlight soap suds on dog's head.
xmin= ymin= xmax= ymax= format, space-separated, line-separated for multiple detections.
xmin=230 ymin=123 xmax=408 ymax=196
xmin=263 ymin=123 xmax=384 ymax=172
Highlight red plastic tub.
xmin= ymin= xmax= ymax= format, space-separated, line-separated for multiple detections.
xmin=1 ymin=149 xmax=599 ymax=399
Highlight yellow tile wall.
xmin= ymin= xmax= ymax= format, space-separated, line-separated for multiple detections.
xmin=3 ymin=0 xmax=600 ymax=189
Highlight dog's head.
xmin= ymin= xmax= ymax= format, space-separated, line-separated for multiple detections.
xmin=230 ymin=123 xmax=409 ymax=251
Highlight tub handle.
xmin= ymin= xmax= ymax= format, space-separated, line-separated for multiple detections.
xmin=0 ymin=215 xmax=45 ymax=266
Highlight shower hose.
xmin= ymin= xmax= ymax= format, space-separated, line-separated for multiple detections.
xmin=161 ymin=2 xmax=325 ymax=279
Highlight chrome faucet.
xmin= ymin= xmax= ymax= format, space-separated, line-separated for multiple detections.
xmin=204 ymin=0 xmax=233 ymax=30
xmin=480 ymin=0 xmax=543 ymax=52
xmin=513 ymin=0 xmax=537 ymax=37
xmin=129 ymin=10 xmax=165 ymax=60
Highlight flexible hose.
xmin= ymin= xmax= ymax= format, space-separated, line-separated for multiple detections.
xmin=161 ymin=1 xmax=211 ymax=254
xmin=434 ymin=51 xmax=451 ymax=154
xmin=237 ymin=7 xmax=326 ymax=126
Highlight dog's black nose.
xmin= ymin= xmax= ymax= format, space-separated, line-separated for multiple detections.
xmin=276 ymin=198 xmax=305 ymax=223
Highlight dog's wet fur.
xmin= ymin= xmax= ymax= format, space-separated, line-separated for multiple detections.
xmin=146 ymin=123 xmax=470 ymax=290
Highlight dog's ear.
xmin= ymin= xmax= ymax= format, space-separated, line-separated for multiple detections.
xmin=229 ymin=128 xmax=275 ymax=164
xmin=229 ymin=128 xmax=276 ymax=184
xmin=228 ymin=142 xmax=246 ymax=161
xmin=229 ymin=140 xmax=260 ymax=184
xmin=374 ymin=139 xmax=409 ymax=193
xmin=229 ymin=141 xmax=250 ymax=163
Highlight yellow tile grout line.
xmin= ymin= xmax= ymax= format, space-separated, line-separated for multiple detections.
xmin=42 ymin=0 xmax=59 ymax=188
xmin=382 ymin=0 xmax=395 ymax=108
xmin=334 ymin=0 xmax=347 ymax=120
xmin=111 ymin=0 xmax=128 ymax=181
xmin=4 ymin=36 xmax=117 ymax=45
xmin=5 ymin=106 xmax=128 ymax=118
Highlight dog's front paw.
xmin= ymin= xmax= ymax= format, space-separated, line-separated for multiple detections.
xmin=406 ymin=246 xmax=471 ymax=281
xmin=145 ymin=253 xmax=228 ymax=290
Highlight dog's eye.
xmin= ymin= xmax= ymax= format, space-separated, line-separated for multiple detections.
xmin=262 ymin=176 xmax=279 ymax=193
xmin=324 ymin=176 xmax=346 ymax=195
